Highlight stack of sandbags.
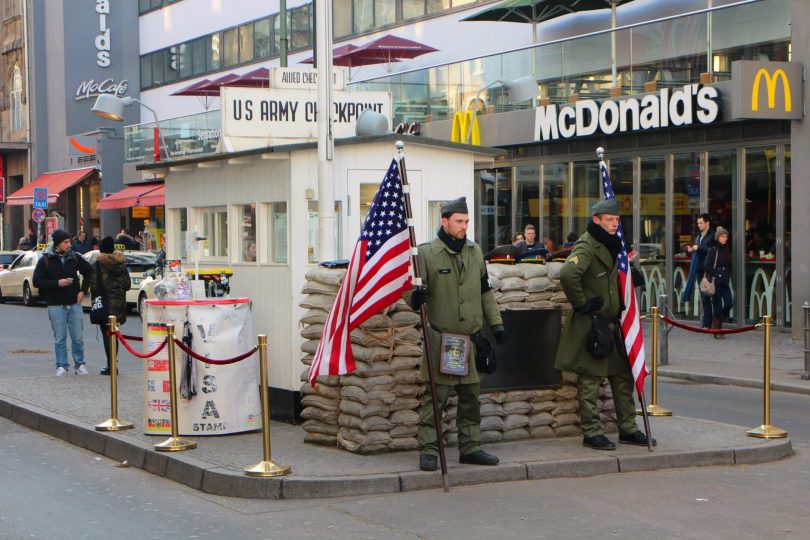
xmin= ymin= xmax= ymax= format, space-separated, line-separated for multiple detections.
xmin=486 ymin=262 xmax=571 ymax=314
xmin=299 ymin=266 xmax=424 ymax=454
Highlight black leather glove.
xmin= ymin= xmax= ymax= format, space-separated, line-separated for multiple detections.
xmin=409 ymin=288 xmax=428 ymax=310
xmin=494 ymin=328 xmax=508 ymax=345
xmin=574 ymin=296 xmax=604 ymax=315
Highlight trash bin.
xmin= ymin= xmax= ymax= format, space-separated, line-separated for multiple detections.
xmin=142 ymin=298 xmax=261 ymax=436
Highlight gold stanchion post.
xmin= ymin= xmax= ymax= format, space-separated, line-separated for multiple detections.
xmin=747 ymin=315 xmax=788 ymax=438
xmin=155 ymin=323 xmax=197 ymax=451
xmin=95 ymin=315 xmax=134 ymax=431
xmin=643 ymin=306 xmax=672 ymax=416
xmin=245 ymin=335 xmax=290 ymax=477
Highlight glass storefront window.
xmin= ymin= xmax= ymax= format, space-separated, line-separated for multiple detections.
xmin=515 ymin=165 xmax=540 ymax=244
xmin=173 ymin=208 xmax=187 ymax=261
xmin=375 ymin=0 xmax=395 ymax=26
xmin=192 ymin=37 xmax=207 ymax=75
xmin=307 ymin=201 xmax=342 ymax=264
xmin=543 ymin=162 xmax=569 ymax=249
xmin=572 ymin=160 xmax=600 ymax=242
xmin=268 ymin=202 xmax=288 ymax=264
xmin=402 ymin=0 xmax=426 ymax=19
xmin=708 ymin=150 xmax=737 ymax=322
xmin=240 ymin=204 xmax=257 ymax=263
xmin=638 ymin=156 xmax=666 ymax=313
xmin=254 ymin=18 xmax=271 ymax=58
xmin=609 ymin=158 xmax=635 ymax=249
xmin=744 ymin=147 xmax=777 ymax=323
xmin=209 ymin=32 xmax=221 ymax=70
xmin=223 ymin=28 xmax=239 ymax=67
xmin=239 ymin=24 xmax=254 ymax=63
xmin=334 ymin=0 xmax=352 ymax=38
xmin=672 ymin=152 xmax=703 ymax=319
xmin=291 ymin=5 xmax=312 ymax=50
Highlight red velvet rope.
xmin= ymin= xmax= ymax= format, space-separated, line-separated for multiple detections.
xmin=119 ymin=334 xmax=143 ymax=342
xmin=173 ymin=338 xmax=257 ymax=365
xmin=115 ymin=332 xmax=168 ymax=359
xmin=660 ymin=314 xmax=760 ymax=334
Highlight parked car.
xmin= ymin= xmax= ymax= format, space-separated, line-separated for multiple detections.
xmin=81 ymin=250 xmax=158 ymax=311
xmin=0 ymin=251 xmax=42 ymax=305
xmin=0 ymin=250 xmax=22 ymax=270
xmin=137 ymin=266 xmax=233 ymax=318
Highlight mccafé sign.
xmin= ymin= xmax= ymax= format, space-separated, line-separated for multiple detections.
xmin=534 ymin=84 xmax=720 ymax=141
xmin=730 ymin=60 xmax=803 ymax=120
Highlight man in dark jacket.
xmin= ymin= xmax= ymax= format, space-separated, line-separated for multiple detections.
xmin=686 ymin=213 xmax=716 ymax=328
xmin=71 ymin=230 xmax=94 ymax=255
xmin=555 ymin=199 xmax=653 ymax=450
xmin=33 ymin=229 xmax=93 ymax=376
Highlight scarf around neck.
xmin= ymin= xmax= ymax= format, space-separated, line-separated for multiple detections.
xmin=587 ymin=221 xmax=622 ymax=263
xmin=438 ymin=226 xmax=467 ymax=253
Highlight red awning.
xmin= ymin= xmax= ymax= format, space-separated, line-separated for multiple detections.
xmin=96 ymin=183 xmax=164 ymax=210
xmin=6 ymin=167 xmax=97 ymax=206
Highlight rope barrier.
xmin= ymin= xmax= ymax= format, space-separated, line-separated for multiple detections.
xmin=115 ymin=332 xmax=168 ymax=359
xmin=659 ymin=314 xmax=760 ymax=335
xmin=173 ymin=338 xmax=257 ymax=365
xmin=106 ymin=331 xmax=143 ymax=342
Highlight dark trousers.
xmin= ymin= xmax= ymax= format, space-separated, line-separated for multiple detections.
xmin=577 ymin=371 xmax=639 ymax=438
xmin=712 ymin=284 xmax=733 ymax=318
xmin=419 ymin=382 xmax=481 ymax=457
xmin=700 ymin=291 xmax=714 ymax=328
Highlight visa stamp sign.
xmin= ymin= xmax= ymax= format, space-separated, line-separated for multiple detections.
xmin=222 ymin=87 xmax=391 ymax=140
xmin=730 ymin=60 xmax=803 ymax=120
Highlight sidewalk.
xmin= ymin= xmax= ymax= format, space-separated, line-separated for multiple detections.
xmin=0 ymin=316 xmax=801 ymax=500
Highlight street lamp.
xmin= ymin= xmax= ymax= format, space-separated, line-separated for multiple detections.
xmin=91 ymin=94 xmax=171 ymax=161
xmin=466 ymin=76 xmax=540 ymax=144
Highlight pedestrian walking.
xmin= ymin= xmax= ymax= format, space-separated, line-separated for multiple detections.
xmin=32 ymin=229 xmax=93 ymax=376
xmin=555 ymin=199 xmax=654 ymax=450
xmin=686 ymin=213 xmax=716 ymax=328
xmin=409 ymin=197 xmax=507 ymax=471
xmin=90 ymin=237 xmax=131 ymax=375
xmin=706 ymin=226 xmax=733 ymax=340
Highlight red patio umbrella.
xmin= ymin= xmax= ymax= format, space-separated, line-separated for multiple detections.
xmin=300 ymin=43 xmax=363 ymax=66
xmin=231 ymin=67 xmax=270 ymax=87
xmin=193 ymin=73 xmax=243 ymax=96
xmin=171 ymin=78 xmax=212 ymax=96
xmin=347 ymin=35 xmax=438 ymax=70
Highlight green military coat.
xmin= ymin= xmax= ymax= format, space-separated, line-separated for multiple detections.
xmin=417 ymin=236 xmax=503 ymax=385
xmin=554 ymin=231 xmax=629 ymax=377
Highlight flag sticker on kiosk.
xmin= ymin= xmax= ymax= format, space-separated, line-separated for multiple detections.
xmin=308 ymin=158 xmax=413 ymax=385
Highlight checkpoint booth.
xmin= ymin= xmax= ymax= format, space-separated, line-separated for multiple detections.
xmin=137 ymin=133 xmax=503 ymax=423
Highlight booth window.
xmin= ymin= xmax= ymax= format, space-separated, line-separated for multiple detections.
xmin=240 ymin=203 xmax=257 ymax=262
xmin=268 ymin=202 xmax=288 ymax=264
xmin=173 ymin=208 xmax=188 ymax=260
xmin=307 ymin=200 xmax=342 ymax=264
xmin=202 ymin=206 xmax=228 ymax=258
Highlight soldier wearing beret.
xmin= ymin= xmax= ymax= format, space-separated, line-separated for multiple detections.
xmin=555 ymin=198 xmax=654 ymax=450
xmin=409 ymin=197 xmax=507 ymax=471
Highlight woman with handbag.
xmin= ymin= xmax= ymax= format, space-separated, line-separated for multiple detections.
xmin=705 ymin=227 xmax=732 ymax=339
xmin=91 ymin=237 xmax=131 ymax=374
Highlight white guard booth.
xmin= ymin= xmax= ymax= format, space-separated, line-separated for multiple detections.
xmin=142 ymin=298 xmax=260 ymax=436
xmin=137 ymin=132 xmax=503 ymax=422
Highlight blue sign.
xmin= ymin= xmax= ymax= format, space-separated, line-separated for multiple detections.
xmin=33 ymin=188 xmax=48 ymax=209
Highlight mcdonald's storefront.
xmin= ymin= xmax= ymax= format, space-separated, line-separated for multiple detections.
xmin=426 ymin=60 xmax=805 ymax=334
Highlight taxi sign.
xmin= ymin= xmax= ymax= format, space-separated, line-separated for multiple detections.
xmin=32 ymin=208 xmax=46 ymax=223
xmin=33 ymin=188 xmax=48 ymax=209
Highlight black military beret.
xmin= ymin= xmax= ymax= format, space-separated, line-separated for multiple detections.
xmin=441 ymin=197 xmax=468 ymax=217
xmin=591 ymin=198 xmax=621 ymax=216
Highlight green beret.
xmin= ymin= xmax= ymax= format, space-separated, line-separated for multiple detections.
xmin=591 ymin=198 xmax=621 ymax=216
xmin=441 ymin=197 xmax=468 ymax=217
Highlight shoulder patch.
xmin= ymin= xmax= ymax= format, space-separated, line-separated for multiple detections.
xmin=568 ymin=256 xmax=579 ymax=265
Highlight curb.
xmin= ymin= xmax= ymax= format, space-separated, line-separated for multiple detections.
xmin=659 ymin=370 xmax=810 ymax=396
xmin=0 ymin=395 xmax=796 ymax=500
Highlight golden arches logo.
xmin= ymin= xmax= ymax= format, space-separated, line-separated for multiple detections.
xmin=751 ymin=68 xmax=791 ymax=112
xmin=450 ymin=111 xmax=480 ymax=145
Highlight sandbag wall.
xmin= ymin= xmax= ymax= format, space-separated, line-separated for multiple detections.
xmin=299 ymin=263 xmax=617 ymax=454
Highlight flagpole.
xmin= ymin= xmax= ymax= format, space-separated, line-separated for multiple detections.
xmin=396 ymin=140 xmax=450 ymax=493
xmin=596 ymin=146 xmax=653 ymax=453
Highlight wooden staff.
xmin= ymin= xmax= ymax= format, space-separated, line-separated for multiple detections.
xmin=396 ymin=141 xmax=450 ymax=493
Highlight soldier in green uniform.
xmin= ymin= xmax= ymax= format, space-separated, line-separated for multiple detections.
xmin=409 ymin=197 xmax=507 ymax=471
xmin=555 ymin=198 xmax=655 ymax=450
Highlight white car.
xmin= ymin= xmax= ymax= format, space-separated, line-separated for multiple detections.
xmin=81 ymin=250 xmax=158 ymax=311
xmin=137 ymin=266 xmax=233 ymax=317
xmin=0 ymin=251 xmax=42 ymax=306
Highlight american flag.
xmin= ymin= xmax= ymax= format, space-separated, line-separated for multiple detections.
xmin=600 ymin=160 xmax=648 ymax=397
xmin=308 ymin=158 xmax=413 ymax=385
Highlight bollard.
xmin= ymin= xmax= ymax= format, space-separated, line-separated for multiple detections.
xmin=95 ymin=315 xmax=134 ymax=431
xmin=155 ymin=323 xmax=197 ymax=452
xmin=639 ymin=306 xmax=672 ymax=416
xmin=658 ymin=294 xmax=669 ymax=366
xmin=746 ymin=315 xmax=788 ymax=438
xmin=802 ymin=303 xmax=810 ymax=380
xmin=245 ymin=335 xmax=291 ymax=477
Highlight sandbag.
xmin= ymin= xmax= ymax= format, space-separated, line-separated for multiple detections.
xmin=519 ymin=263 xmax=549 ymax=279
xmin=339 ymin=399 xmax=390 ymax=419
xmin=305 ymin=266 xmax=346 ymax=287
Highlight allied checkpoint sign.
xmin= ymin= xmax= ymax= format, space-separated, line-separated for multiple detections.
xmin=222 ymin=86 xmax=392 ymax=141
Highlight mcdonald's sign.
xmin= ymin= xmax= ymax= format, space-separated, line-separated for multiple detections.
xmin=731 ymin=60 xmax=802 ymax=120
xmin=450 ymin=110 xmax=481 ymax=145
